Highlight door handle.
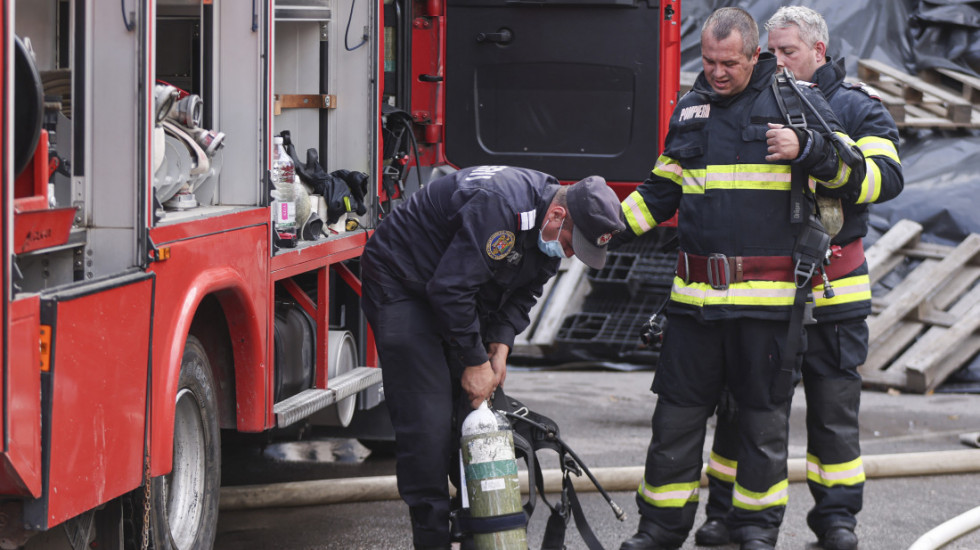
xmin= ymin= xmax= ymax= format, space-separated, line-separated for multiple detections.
xmin=476 ymin=29 xmax=513 ymax=44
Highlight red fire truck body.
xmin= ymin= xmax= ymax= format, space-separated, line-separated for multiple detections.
xmin=0 ymin=0 xmax=679 ymax=547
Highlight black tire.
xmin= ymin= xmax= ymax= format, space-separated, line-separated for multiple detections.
xmin=151 ymin=336 xmax=221 ymax=550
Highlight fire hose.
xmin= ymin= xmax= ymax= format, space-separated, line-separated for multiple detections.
xmin=219 ymin=448 xmax=980 ymax=511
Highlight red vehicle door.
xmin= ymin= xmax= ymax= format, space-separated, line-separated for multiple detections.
xmin=432 ymin=0 xmax=680 ymax=193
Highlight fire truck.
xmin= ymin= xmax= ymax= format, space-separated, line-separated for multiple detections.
xmin=0 ymin=0 xmax=679 ymax=548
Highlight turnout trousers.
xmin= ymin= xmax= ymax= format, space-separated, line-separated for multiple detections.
xmin=636 ymin=314 xmax=795 ymax=547
xmin=705 ymin=319 xmax=868 ymax=538
xmin=361 ymin=272 xmax=471 ymax=548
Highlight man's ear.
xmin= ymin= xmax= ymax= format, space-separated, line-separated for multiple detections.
xmin=545 ymin=204 xmax=566 ymax=223
xmin=814 ymin=40 xmax=827 ymax=61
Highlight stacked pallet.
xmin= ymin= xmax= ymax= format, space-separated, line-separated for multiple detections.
xmin=855 ymin=59 xmax=980 ymax=129
xmin=861 ymin=220 xmax=980 ymax=393
xmin=511 ymin=228 xmax=675 ymax=364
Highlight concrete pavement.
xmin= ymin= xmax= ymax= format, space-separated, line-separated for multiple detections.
xmin=215 ymin=368 xmax=980 ymax=549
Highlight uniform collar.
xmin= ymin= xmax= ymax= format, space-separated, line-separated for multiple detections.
xmin=529 ymin=183 xmax=560 ymax=233
xmin=692 ymin=53 xmax=778 ymax=105
xmin=813 ymin=56 xmax=846 ymax=93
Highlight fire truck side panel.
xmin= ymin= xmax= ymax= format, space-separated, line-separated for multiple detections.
xmin=33 ymin=273 xmax=153 ymax=530
xmin=148 ymin=215 xmax=270 ymax=477
xmin=1 ymin=296 xmax=42 ymax=498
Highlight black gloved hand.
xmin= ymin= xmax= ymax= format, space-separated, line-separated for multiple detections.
xmin=330 ymin=169 xmax=369 ymax=216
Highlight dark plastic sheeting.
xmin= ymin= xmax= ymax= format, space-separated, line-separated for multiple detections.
xmin=679 ymin=0 xmax=917 ymax=76
xmin=872 ymin=132 xmax=980 ymax=246
xmin=679 ymin=0 xmax=980 ymax=76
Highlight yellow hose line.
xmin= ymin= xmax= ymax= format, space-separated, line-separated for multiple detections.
xmin=219 ymin=448 xmax=980 ymax=511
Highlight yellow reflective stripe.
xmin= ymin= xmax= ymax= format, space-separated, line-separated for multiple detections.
xmin=622 ymin=191 xmax=657 ymax=236
xmin=856 ymin=158 xmax=882 ymax=204
xmin=856 ymin=136 xmax=900 ymax=164
xmin=733 ymin=480 xmax=789 ymax=511
xmin=680 ymin=169 xmax=707 ymax=194
xmin=806 ymin=453 xmax=866 ymax=487
xmin=670 ymin=278 xmax=797 ymax=307
xmin=706 ymin=451 xmax=738 ymax=483
xmin=814 ymin=275 xmax=871 ymax=307
xmin=814 ymin=132 xmax=853 ymax=189
xmin=704 ymin=164 xmax=793 ymax=191
xmin=653 ymin=155 xmax=683 ymax=185
xmin=637 ymin=478 xmax=700 ymax=508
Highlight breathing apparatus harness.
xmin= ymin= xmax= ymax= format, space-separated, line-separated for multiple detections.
xmin=768 ymin=69 xmax=864 ymax=402
xmin=451 ymin=387 xmax=625 ymax=550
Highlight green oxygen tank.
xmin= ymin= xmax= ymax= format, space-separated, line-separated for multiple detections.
xmin=460 ymin=402 xmax=527 ymax=549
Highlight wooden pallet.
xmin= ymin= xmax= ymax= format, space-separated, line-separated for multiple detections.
xmin=861 ymin=219 xmax=980 ymax=392
xmin=856 ymin=59 xmax=980 ymax=129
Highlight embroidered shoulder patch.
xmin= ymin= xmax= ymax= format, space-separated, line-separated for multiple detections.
xmin=486 ymin=231 xmax=516 ymax=260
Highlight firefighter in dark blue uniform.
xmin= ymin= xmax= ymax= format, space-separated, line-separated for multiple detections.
xmin=617 ymin=8 xmax=854 ymax=550
xmin=360 ymin=165 xmax=625 ymax=549
xmin=695 ymin=8 xmax=904 ymax=550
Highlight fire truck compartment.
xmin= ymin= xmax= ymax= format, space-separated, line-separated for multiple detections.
xmin=445 ymin=0 xmax=664 ymax=182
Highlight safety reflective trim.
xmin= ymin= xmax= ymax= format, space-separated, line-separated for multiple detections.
xmin=622 ymin=191 xmax=658 ymax=236
xmin=679 ymin=169 xmax=707 ymax=194
xmin=637 ymin=478 xmax=700 ymax=508
xmin=681 ymin=165 xmax=794 ymax=194
xmin=806 ymin=453 xmax=866 ymax=487
xmin=706 ymin=451 xmax=738 ymax=483
xmin=856 ymin=136 xmax=900 ymax=164
xmin=855 ymin=158 xmax=882 ymax=204
xmin=814 ymin=275 xmax=871 ymax=307
xmin=733 ymin=480 xmax=789 ymax=511
xmin=813 ymin=132 xmax=853 ymax=189
xmin=670 ymin=278 xmax=798 ymax=307
xmin=653 ymin=155 xmax=684 ymax=185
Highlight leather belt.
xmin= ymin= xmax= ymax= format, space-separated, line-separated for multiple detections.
xmin=676 ymin=239 xmax=865 ymax=290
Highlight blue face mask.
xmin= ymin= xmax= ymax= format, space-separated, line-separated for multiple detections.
xmin=537 ymin=218 xmax=569 ymax=259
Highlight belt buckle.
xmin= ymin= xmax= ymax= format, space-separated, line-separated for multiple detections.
xmin=707 ymin=253 xmax=730 ymax=290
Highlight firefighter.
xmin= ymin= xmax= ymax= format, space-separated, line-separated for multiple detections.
xmin=694 ymin=7 xmax=904 ymax=550
xmin=359 ymin=165 xmax=625 ymax=549
xmin=616 ymin=8 xmax=855 ymax=550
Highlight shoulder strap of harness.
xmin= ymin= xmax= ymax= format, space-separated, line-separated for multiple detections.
xmin=769 ymin=70 xmax=831 ymax=403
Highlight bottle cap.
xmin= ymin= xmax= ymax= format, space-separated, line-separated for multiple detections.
xmin=273 ymin=136 xmax=283 ymax=144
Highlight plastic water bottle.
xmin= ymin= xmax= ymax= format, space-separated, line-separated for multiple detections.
xmin=271 ymin=136 xmax=297 ymax=234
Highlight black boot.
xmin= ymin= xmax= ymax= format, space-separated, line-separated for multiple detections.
xmin=694 ymin=518 xmax=730 ymax=546
xmin=819 ymin=527 xmax=858 ymax=550
xmin=619 ymin=531 xmax=679 ymax=550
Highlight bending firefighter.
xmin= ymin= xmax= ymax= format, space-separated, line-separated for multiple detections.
xmin=360 ymin=165 xmax=624 ymax=549
xmin=616 ymin=8 xmax=856 ymax=550
xmin=696 ymin=7 xmax=904 ymax=550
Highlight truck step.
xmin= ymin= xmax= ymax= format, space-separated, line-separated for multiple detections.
xmin=274 ymin=366 xmax=383 ymax=427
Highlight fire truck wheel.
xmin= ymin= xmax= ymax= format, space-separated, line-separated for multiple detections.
xmin=152 ymin=335 xmax=220 ymax=550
